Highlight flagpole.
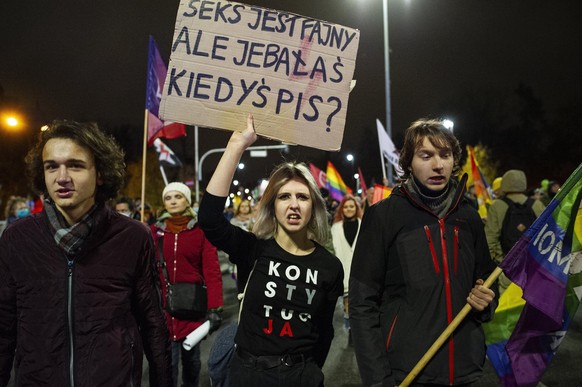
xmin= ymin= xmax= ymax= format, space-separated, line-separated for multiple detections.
xmin=379 ymin=144 xmax=387 ymax=182
xmin=159 ymin=166 xmax=168 ymax=186
xmin=399 ymin=266 xmax=503 ymax=387
xmin=140 ymin=109 xmax=148 ymax=223
xmin=194 ymin=125 xmax=200 ymax=203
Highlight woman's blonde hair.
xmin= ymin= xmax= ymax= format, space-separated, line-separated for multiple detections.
xmin=252 ymin=162 xmax=330 ymax=244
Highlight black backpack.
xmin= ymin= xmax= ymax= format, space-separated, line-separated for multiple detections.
xmin=500 ymin=197 xmax=536 ymax=254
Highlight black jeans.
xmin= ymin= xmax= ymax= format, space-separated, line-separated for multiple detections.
xmin=171 ymin=339 xmax=201 ymax=387
xmin=228 ymin=349 xmax=324 ymax=387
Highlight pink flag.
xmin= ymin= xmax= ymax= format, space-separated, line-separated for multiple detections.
xmin=358 ymin=166 xmax=368 ymax=195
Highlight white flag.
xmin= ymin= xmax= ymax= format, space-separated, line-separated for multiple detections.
xmin=376 ymin=119 xmax=404 ymax=176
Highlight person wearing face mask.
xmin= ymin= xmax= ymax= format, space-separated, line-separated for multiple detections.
xmin=114 ymin=196 xmax=137 ymax=218
xmin=151 ymin=182 xmax=224 ymax=387
xmin=4 ymin=196 xmax=31 ymax=226
xmin=350 ymin=119 xmax=498 ymax=387
xmin=330 ymin=194 xmax=362 ymax=346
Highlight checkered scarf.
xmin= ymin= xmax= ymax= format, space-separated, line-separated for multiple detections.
xmin=44 ymin=199 xmax=97 ymax=255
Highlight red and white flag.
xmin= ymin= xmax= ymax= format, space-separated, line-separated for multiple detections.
xmin=309 ymin=163 xmax=327 ymax=189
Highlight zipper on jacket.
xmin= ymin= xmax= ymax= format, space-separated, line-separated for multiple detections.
xmin=439 ymin=219 xmax=455 ymax=385
xmin=129 ymin=340 xmax=135 ymax=387
xmin=453 ymin=226 xmax=459 ymax=274
xmin=423 ymin=226 xmax=440 ymax=273
xmin=67 ymin=259 xmax=75 ymax=387
xmin=172 ymin=233 xmax=179 ymax=340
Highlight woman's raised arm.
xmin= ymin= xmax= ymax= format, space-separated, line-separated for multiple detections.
xmin=205 ymin=114 xmax=257 ymax=197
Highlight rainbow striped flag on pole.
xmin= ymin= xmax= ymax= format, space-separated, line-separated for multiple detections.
xmin=326 ymin=161 xmax=352 ymax=202
xmin=464 ymin=145 xmax=492 ymax=218
xmin=485 ymin=162 xmax=582 ymax=386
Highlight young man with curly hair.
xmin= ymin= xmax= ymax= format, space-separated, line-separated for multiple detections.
xmin=0 ymin=120 xmax=172 ymax=386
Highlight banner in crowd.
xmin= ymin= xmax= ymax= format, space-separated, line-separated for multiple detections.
xmin=146 ymin=36 xmax=187 ymax=145
xmin=463 ymin=145 xmax=492 ymax=218
xmin=326 ymin=161 xmax=352 ymax=202
xmin=153 ymin=138 xmax=183 ymax=168
xmin=159 ymin=1 xmax=360 ymax=151
xmin=487 ymin=162 xmax=582 ymax=386
xmin=372 ymin=183 xmax=392 ymax=204
xmin=376 ymin=119 xmax=403 ymax=177
xmin=309 ymin=163 xmax=327 ymax=189
xmin=358 ymin=166 xmax=368 ymax=196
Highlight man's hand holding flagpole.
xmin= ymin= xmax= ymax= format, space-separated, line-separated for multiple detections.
xmin=400 ymin=161 xmax=582 ymax=387
xmin=399 ymin=267 xmax=502 ymax=387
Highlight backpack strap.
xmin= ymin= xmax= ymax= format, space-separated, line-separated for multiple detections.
xmin=501 ymin=196 xmax=533 ymax=209
xmin=501 ymin=196 xmax=515 ymax=208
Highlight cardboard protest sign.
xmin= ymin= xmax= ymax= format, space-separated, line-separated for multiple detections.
xmin=159 ymin=1 xmax=360 ymax=151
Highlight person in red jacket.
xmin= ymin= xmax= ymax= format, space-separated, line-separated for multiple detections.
xmin=0 ymin=120 xmax=172 ymax=386
xmin=152 ymin=182 xmax=224 ymax=387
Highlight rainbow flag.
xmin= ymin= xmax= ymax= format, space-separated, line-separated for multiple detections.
xmin=464 ymin=145 xmax=492 ymax=218
xmin=486 ymin=162 xmax=582 ymax=386
xmin=326 ymin=161 xmax=352 ymax=202
xmin=372 ymin=183 xmax=392 ymax=204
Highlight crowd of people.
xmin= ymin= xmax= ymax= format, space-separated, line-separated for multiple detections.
xmin=0 ymin=117 xmax=563 ymax=387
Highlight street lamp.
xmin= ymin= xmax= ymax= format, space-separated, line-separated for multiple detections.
xmin=443 ymin=119 xmax=454 ymax=132
xmin=346 ymin=153 xmax=357 ymax=191
xmin=0 ymin=111 xmax=25 ymax=132
xmin=195 ymin=143 xmax=289 ymax=202
xmin=6 ymin=117 xmax=18 ymax=127
xmin=382 ymin=0 xmax=393 ymax=186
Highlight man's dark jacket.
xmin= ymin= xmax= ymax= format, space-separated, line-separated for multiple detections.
xmin=350 ymin=177 xmax=498 ymax=386
xmin=0 ymin=205 xmax=172 ymax=386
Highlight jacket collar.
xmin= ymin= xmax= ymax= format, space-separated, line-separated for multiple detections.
xmin=397 ymin=173 xmax=469 ymax=218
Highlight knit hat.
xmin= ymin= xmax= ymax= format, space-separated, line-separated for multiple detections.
xmin=501 ymin=170 xmax=527 ymax=194
xmin=492 ymin=177 xmax=503 ymax=193
xmin=162 ymin=182 xmax=192 ymax=205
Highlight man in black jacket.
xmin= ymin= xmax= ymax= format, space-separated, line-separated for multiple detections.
xmin=0 ymin=120 xmax=172 ymax=386
xmin=349 ymin=119 xmax=497 ymax=386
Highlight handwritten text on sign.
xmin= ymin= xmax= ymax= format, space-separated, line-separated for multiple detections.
xmin=159 ymin=1 xmax=359 ymax=151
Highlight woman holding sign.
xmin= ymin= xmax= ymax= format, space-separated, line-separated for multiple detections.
xmin=198 ymin=114 xmax=343 ymax=386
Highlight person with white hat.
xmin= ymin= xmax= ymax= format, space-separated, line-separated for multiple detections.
xmin=152 ymin=182 xmax=224 ymax=387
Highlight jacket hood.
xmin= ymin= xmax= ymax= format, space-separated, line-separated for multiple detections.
xmin=501 ymin=169 xmax=527 ymax=193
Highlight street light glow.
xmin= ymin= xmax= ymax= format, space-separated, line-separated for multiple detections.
xmin=1 ymin=112 xmax=24 ymax=131
xmin=6 ymin=117 xmax=18 ymax=127
xmin=442 ymin=119 xmax=454 ymax=132
xmin=346 ymin=154 xmax=354 ymax=162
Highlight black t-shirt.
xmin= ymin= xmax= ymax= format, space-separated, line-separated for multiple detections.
xmin=199 ymin=193 xmax=343 ymax=367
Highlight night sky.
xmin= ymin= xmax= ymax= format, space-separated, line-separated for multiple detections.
xmin=1 ymin=0 xmax=581 ymax=189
